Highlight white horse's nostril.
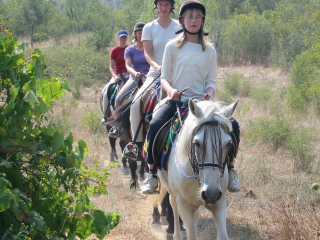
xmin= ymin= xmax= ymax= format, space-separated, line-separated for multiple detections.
xmin=201 ymin=191 xmax=208 ymax=201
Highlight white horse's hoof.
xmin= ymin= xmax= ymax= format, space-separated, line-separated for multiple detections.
xmin=181 ymin=230 xmax=187 ymax=239
xmin=166 ymin=232 xmax=173 ymax=240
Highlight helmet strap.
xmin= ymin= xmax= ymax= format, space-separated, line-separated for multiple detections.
xmin=175 ymin=25 xmax=209 ymax=36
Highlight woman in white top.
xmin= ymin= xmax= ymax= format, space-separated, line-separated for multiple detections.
xmin=123 ymin=0 xmax=180 ymax=158
xmin=140 ymin=0 xmax=241 ymax=195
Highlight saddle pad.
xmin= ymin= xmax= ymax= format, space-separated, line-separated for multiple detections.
xmin=151 ymin=107 xmax=189 ymax=170
xmin=107 ymin=83 xmax=117 ymax=101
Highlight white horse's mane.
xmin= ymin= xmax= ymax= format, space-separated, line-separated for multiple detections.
xmin=176 ymin=100 xmax=232 ymax=160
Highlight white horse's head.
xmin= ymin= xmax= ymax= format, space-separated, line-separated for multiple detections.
xmin=177 ymin=98 xmax=239 ymax=204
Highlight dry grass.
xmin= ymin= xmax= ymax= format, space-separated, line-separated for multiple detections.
xmin=47 ymin=62 xmax=320 ymax=240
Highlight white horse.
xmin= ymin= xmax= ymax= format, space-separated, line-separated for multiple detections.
xmin=158 ymin=98 xmax=239 ymax=240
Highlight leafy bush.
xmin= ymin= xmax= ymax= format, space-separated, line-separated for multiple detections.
xmin=41 ymin=40 xmax=111 ymax=88
xmin=81 ymin=110 xmax=104 ymax=133
xmin=0 ymin=30 xmax=118 ymax=239
xmin=286 ymin=129 xmax=315 ymax=172
xmin=246 ymin=117 xmax=293 ymax=149
xmin=250 ymin=85 xmax=274 ymax=108
xmin=240 ymin=79 xmax=253 ymax=97
xmin=285 ymin=42 xmax=320 ymax=114
xmin=221 ymin=13 xmax=272 ymax=64
xmin=33 ymin=33 xmax=49 ymax=43
xmin=223 ymin=72 xmax=243 ymax=95
xmin=216 ymin=89 xmax=233 ymax=104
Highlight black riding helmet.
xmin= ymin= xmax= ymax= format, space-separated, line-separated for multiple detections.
xmin=176 ymin=0 xmax=208 ymax=36
xmin=134 ymin=22 xmax=145 ymax=32
xmin=154 ymin=0 xmax=175 ymax=13
xmin=179 ymin=0 xmax=205 ymax=24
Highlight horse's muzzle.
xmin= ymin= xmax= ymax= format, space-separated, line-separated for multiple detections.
xmin=201 ymin=188 xmax=222 ymax=204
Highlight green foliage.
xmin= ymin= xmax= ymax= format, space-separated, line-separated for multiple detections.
xmin=0 ymin=30 xmax=118 ymax=239
xmin=246 ymin=117 xmax=293 ymax=149
xmin=285 ymin=42 xmax=320 ymax=114
xmin=250 ymin=85 xmax=274 ymax=109
xmin=246 ymin=116 xmax=315 ymax=172
xmin=221 ymin=13 xmax=272 ymax=64
xmin=286 ymin=129 xmax=315 ymax=172
xmin=223 ymin=72 xmax=244 ymax=95
xmin=41 ymin=40 xmax=111 ymax=87
xmin=33 ymin=33 xmax=49 ymax=43
xmin=81 ymin=110 xmax=103 ymax=133
xmin=216 ymin=89 xmax=233 ymax=104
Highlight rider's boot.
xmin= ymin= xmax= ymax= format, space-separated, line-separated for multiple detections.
xmin=228 ymin=167 xmax=240 ymax=192
xmin=108 ymin=126 xmax=119 ymax=138
xmin=141 ymin=170 xmax=158 ymax=195
xmin=100 ymin=115 xmax=107 ymax=125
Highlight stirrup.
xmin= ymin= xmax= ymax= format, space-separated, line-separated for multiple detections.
xmin=122 ymin=142 xmax=139 ymax=160
xmin=108 ymin=126 xmax=119 ymax=138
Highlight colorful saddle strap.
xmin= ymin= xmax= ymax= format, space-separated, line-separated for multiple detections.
xmin=160 ymin=107 xmax=189 ymax=168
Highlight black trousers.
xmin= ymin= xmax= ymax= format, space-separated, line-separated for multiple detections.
xmin=146 ymin=99 xmax=177 ymax=165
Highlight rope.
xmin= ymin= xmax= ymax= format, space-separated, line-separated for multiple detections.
xmin=170 ymin=127 xmax=196 ymax=179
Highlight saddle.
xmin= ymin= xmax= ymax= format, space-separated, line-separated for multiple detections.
xmin=151 ymin=105 xmax=189 ymax=170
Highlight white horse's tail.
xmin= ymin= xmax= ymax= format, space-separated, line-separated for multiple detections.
xmin=147 ymin=183 xmax=167 ymax=208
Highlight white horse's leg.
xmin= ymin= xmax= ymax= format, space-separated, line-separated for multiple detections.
xmin=169 ymin=194 xmax=182 ymax=240
xmin=176 ymin=197 xmax=197 ymax=240
xmin=194 ymin=207 xmax=200 ymax=229
xmin=209 ymin=194 xmax=229 ymax=240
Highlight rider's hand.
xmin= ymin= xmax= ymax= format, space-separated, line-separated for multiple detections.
xmin=203 ymin=93 xmax=212 ymax=100
xmin=114 ymin=76 xmax=120 ymax=82
xmin=169 ymin=88 xmax=184 ymax=102
xmin=135 ymin=72 xmax=142 ymax=78
xmin=155 ymin=65 xmax=162 ymax=73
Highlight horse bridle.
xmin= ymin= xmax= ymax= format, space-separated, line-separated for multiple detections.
xmin=188 ymin=120 xmax=232 ymax=180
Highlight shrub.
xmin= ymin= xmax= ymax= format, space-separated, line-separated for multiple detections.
xmin=0 ymin=30 xmax=118 ymax=239
xmin=250 ymin=85 xmax=273 ymax=108
xmin=33 ymin=33 xmax=49 ymax=43
xmin=285 ymin=42 xmax=320 ymax=114
xmin=41 ymin=40 xmax=111 ymax=87
xmin=246 ymin=117 xmax=293 ymax=149
xmin=81 ymin=110 xmax=104 ymax=133
xmin=286 ymin=129 xmax=315 ymax=172
xmin=240 ymin=79 xmax=253 ymax=97
xmin=216 ymin=89 xmax=233 ymax=104
xmin=221 ymin=12 xmax=272 ymax=64
xmin=223 ymin=72 xmax=243 ymax=95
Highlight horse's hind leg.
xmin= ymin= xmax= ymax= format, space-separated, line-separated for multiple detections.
xmin=152 ymin=205 xmax=161 ymax=225
xmin=139 ymin=158 xmax=146 ymax=180
xmin=129 ymin=160 xmax=138 ymax=189
xmin=119 ymin=139 xmax=128 ymax=169
xmin=108 ymin=136 xmax=118 ymax=162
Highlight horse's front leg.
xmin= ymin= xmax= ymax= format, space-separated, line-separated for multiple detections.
xmin=176 ymin=196 xmax=198 ymax=240
xmin=169 ymin=194 xmax=183 ymax=240
xmin=207 ymin=193 xmax=229 ymax=240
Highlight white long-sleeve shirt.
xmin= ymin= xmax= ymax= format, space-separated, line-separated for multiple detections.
xmin=161 ymin=40 xmax=217 ymax=102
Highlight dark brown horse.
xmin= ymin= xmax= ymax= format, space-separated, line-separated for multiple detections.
xmin=106 ymin=87 xmax=187 ymax=239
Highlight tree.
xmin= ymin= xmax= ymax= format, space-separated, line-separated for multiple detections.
xmin=8 ymin=0 xmax=55 ymax=46
xmin=0 ymin=24 xmax=119 ymax=239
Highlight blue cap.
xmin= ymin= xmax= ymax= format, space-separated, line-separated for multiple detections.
xmin=118 ymin=30 xmax=128 ymax=38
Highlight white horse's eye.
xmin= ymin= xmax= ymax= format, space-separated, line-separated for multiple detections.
xmin=193 ymin=140 xmax=200 ymax=146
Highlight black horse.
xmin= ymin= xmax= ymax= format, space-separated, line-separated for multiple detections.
xmin=107 ymin=95 xmax=187 ymax=239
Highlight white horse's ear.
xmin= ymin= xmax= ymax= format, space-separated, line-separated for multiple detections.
xmin=189 ymin=99 xmax=203 ymax=118
xmin=218 ymin=98 xmax=239 ymax=118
